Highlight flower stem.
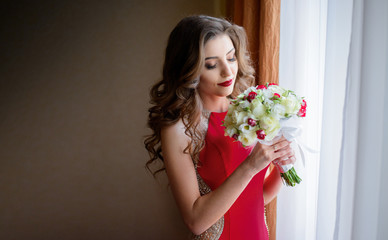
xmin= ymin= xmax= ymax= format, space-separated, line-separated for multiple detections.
xmin=280 ymin=167 xmax=302 ymax=187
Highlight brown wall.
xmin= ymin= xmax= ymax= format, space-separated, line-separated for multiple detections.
xmin=0 ymin=1 xmax=218 ymax=239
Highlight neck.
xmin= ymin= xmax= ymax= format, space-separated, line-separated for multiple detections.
xmin=200 ymin=94 xmax=229 ymax=113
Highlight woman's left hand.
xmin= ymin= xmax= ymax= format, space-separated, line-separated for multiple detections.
xmin=272 ymin=139 xmax=296 ymax=166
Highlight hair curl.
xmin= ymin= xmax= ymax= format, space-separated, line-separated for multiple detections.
xmin=144 ymin=15 xmax=255 ymax=176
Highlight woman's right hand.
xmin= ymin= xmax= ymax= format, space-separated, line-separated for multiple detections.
xmin=245 ymin=137 xmax=293 ymax=175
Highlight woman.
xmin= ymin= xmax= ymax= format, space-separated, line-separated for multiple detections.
xmin=145 ymin=15 xmax=295 ymax=239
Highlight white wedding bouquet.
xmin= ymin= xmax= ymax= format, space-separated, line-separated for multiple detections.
xmin=223 ymin=83 xmax=307 ymax=186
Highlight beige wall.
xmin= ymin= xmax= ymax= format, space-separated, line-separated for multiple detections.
xmin=0 ymin=1 xmax=220 ymax=239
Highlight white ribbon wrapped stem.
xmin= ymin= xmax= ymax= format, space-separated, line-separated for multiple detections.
xmin=257 ymin=116 xmax=318 ymax=170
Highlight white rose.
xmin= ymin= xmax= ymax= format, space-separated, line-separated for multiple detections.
xmin=232 ymin=111 xmax=248 ymax=125
xmin=260 ymin=116 xmax=271 ymax=129
xmin=268 ymin=85 xmax=286 ymax=95
xmin=239 ymin=131 xmax=257 ymax=146
xmin=260 ymin=116 xmax=281 ymax=141
xmin=251 ymin=98 xmax=266 ymax=118
xmin=281 ymin=94 xmax=301 ymax=115
xmin=262 ymin=88 xmax=274 ymax=99
xmin=263 ymin=99 xmax=274 ymax=110
xmin=265 ymin=124 xmax=281 ymax=140
xmin=271 ymin=104 xmax=286 ymax=118
xmin=224 ymin=105 xmax=236 ymax=126
xmin=238 ymin=100 xmax=251 ymax=111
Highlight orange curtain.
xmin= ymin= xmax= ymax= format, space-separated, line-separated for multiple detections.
xmin=227 ymin=0 xmax=281 ymax=239
xmin=228 ymin=0 xmax=281 ymax=85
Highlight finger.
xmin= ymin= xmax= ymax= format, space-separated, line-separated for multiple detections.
xmin=273 ymin=146 xmax=293 ymax=159
xmin=272 ymin=140 xmax=290 ymax=152
xmin=282 ymin=148 xmax=295 ymax=158
xmin=275 ymin=148 xmax=296 ymax=163
xmin=275 ymin=156 xmax=296 ymax=165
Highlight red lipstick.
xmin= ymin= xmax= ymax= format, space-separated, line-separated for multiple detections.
xmin=218 ymin=79 xmax=233 ymax=87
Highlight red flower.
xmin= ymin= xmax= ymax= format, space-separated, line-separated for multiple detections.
xmin=269 ymin=83 xmax=278 ymax=86
xmin=256 ymin=129 xmax=266 ymax=140
xmin=298 ymin=108 xmax=306 ymax=117
xmin=232 ymin=134 xmax=239 ymax=140
xmin=273 ymin=93 xmax=281 ymax=98
xmin=247 ymin=118 xmax=256 ymax=126
xmin=297 ymin=100 xmax=307 ymax=117
xmin=301 ymin=99 xmax=307 ymax=108
xmin=247 ymin=91 xmax=257 ymax=102
xmin=256 ymin=85 xmax=267 ymax=90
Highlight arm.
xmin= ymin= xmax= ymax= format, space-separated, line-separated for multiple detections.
xmin=162 ymin=120 xmax=258 ymax=235
xmin=162 ymin=120 xmax=292 ymax=235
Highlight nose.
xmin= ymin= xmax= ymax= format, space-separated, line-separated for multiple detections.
xmin=221 ymin=61 xmax=233 ymax=77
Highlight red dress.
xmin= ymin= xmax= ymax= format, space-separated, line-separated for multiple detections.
xmin=197 ymin=111 xmax=269 ymax=240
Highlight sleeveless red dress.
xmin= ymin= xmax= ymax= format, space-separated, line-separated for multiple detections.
xmin=197 ymin=111 xmax=269 ymax=240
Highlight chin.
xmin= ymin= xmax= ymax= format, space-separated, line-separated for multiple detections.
xmin=226 ymin=83 xmax=235 ymax=95
xmin=218 ymin=87 xmax=234 ymax=97
xmin=226 ymin=88 xmax=234 ymax=96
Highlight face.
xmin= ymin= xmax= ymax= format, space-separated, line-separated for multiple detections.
xmin=197 ymin=34 xmax=238 ymax=99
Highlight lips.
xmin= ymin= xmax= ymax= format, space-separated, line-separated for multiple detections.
xmin=218 ymin=79 xmax=233 ymax=87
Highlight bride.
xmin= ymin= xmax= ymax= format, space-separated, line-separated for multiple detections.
xmin=145 ymin=15 xmax=295 ymax=239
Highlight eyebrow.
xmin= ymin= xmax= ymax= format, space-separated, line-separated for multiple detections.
xmin=205 ymin=48 xmax=235 ymax=60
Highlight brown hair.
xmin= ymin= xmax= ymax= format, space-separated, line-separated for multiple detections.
xmin=145 ymin=15 xmax=255 ymax=175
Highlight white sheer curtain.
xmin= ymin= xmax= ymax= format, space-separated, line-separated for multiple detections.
xmin=316 ymin=0 xmax=353 ymax=239
xmin=277 ymin=1 xmax=328 ymax=239
xmin=333 ymin=0 xmax=388 ymax=239
xmin=278 ymin=0 xmax=388 ymax=239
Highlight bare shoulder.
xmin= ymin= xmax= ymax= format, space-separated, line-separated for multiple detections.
xmin=161 ymin=119 xmax=190 ymax=151
xmin=161 ymin=119 xmax=196 ymax=185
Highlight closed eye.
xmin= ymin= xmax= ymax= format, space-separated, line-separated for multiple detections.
xmin=205 ymin=63 xmax=217 ymax=69
xmin=227 ymin=51 xmax=237 ymax=62
xmin=228 ymin=56 xmax=237 ymax=62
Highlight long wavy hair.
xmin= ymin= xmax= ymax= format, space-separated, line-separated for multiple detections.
xmin=145 ymin=15 xmax=255 ymax=175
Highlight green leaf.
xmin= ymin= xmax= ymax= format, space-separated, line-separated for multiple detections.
xmin=243 ymin=107 xmax=251 ymax=112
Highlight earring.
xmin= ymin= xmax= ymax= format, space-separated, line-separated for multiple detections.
xmin=192 ymin=77 xmax=200 ymax=84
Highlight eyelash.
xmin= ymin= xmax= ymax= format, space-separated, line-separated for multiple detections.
xmin=205 ymin=64 xmax=217 ymax=70
xmin=228 ymin=57 xmax=237 ymax=62
xmin=205 ymin=57 xmax=237 ymax=70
